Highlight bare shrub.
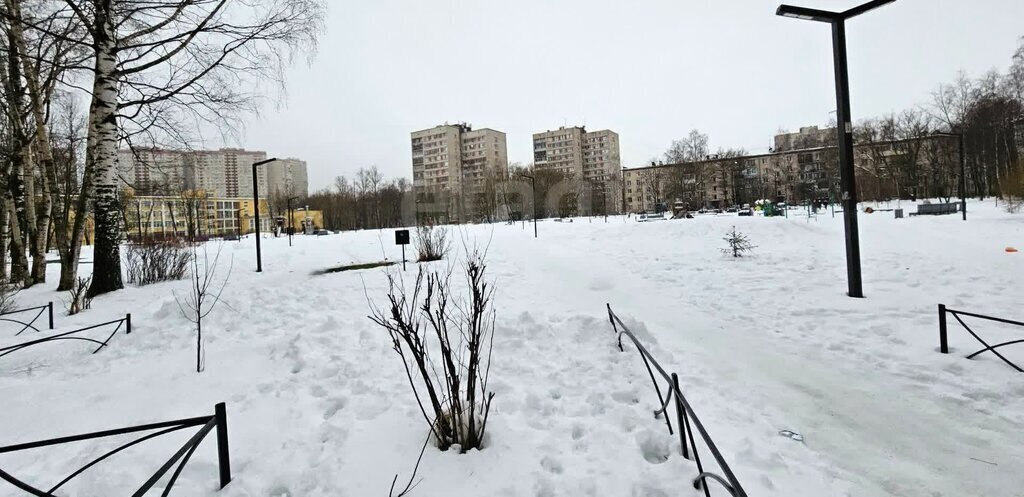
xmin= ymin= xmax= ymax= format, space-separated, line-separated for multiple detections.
xmin=0 ymin=283 xmax=18 ymax=314
xmin=66 ymin=276 xmax=93 ymax=315
xmin=722 ymin=226 xmax=756 ymax=258
xmin=1005 ymin=169 xmax=1024 ymax=213
xmin=124 ymin=240 xmax=192 ymax=285
xmin=415 ymin=225 xmax=450 ymax=262
xmin=368 ymin=250 xmax=496 ymax=453
xmin=1007 ymin=197 xmax=1024 ymax=214
xmin=175 ymin=242 xmax=233 ymax=373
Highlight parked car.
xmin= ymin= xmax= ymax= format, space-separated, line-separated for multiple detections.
xmin=315 ymin=229 xmax=330 ymax=236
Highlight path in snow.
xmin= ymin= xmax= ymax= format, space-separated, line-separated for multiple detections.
xmin=1 ymin=199 xmax=1022 ymax=496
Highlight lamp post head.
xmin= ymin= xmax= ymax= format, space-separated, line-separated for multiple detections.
xmin=253 ymin=157 xmax=279 ymax=167
xmin=777 ymin=0 xmax=895 ymax=22
xmin=776 ymin=4 xmax=837 ymax=22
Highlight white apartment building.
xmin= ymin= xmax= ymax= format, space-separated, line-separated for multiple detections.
xmin=264 ymin=158 xmax=309 ymax=199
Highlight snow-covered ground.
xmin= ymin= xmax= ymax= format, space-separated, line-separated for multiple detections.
xmin=2 ymin=199 xmax=1023 ymax=497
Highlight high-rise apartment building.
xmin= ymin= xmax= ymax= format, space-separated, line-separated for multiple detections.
xmin=265 ymin=158 xmax=309 ymax=199
xmin=773 ymin=125 xmax=834 ymax=152
xmin=188 ymin=148 xmax=268 ymax=198
xmin=533 ymin=126 xmax=620 ymax=182
xmin=117 ymin=148 xmax=190 ymax=195
xmin=118 ymin=148 xmax=308 ymax=200
xmin=411 ymin=123 xmax=508 ymax=221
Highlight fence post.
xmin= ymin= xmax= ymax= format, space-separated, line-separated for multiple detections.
xmin=47 ymin=302 xmax=54 ymax=329
xmin=672 ymin=373 xmax=689 ymax=460
xmin=607 ymin=303 xmax=623 ymax=351
xmin=938 ymin=304 xmax=948 ymax=353
xmin=214 ymin=402 xmax=232 ymax=488
xmin=126 ymin=314 xmax=132 ymax=335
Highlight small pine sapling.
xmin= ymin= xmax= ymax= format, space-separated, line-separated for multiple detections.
xmin=722 ymin=226 xmax=756 ymax=258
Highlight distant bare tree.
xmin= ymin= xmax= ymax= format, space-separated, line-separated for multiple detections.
xmin=664 ymin=129 xmax=709 ymax=165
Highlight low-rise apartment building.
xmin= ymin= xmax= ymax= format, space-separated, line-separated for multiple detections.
xmin=623 ymin=128 xmax=958 ymax=213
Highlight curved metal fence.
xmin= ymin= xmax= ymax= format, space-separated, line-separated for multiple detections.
xmin=938 ymin=304 xmax=1024 ymax=372
xmin=0 ymin=314 xmax=131 ymax=361
xmin=606 ymin=304 xmax=748 ymax=497
xmin=0 ymin=403 xmax=232 ymax=496
xmin=0 ymin=303 xmax=54 ymax=336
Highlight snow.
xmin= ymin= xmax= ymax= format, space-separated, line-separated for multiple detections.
xmin=2 ymin=199 xmax=1023 ymax=496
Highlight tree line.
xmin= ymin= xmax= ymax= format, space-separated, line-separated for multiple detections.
xmin=305 ymin=163 xmax=624 ymax=230
xmin=647 ymin=36 xmax=1024 ymax=209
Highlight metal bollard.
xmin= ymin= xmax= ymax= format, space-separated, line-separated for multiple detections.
xmin=938 ymin=304 xmax=948 ymax=353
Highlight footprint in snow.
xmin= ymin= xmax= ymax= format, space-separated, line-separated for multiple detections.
xmin=637 ymin=431 xmax=671 ymax=465
xmin=611 ymin=391 xmax=639 ymax=404
xmin=540 ymin=456 xmax=564 ymax=474
xmin=571 ymin=425 xmax=585 ymax=441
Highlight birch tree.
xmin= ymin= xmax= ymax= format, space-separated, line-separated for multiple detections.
xmin=49 ymin=0 xmax=325 ymax=297
xmin=2 ymin=0 xmax=86 ymax=288
xmin=0 ymin=20 xmax=32 ymax=285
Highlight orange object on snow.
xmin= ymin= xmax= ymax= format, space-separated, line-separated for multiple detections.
xmin=1007 ymin=247 xmax=1019 ymax=253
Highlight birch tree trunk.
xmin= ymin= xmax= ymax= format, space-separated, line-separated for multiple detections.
xmin=86 ymin=6 xmax=124 ymax=297
xmin=0 ymin=203 xmax=8 ymax=282
xmin=5 ymin=148 xmax=31 ymax=286
xmin=4 ymin=197 xmax=29 ymax=284
xmin=22 ymin=150 xmax=43 ymax=286
xmin=5 ymin=0 xmax=54 ymax=285
xmin=2 ymin=33 xmax=31 ymax=286
xmin=63 ymin=115 xmax=95 ymax=292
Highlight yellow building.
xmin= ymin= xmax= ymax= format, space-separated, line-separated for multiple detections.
xmin=277 ymin=208 xmax=324 ymax=234
xmin=123 ymin=190 xmax=273 ymax=240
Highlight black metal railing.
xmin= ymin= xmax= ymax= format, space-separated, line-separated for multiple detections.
xmin=0 ymin=302 xmax=54 ymax=336
xmin=0 ymin=403 xmax=231 ymax=496
xmin=939 ymin=304 xmax=1024 ymax=372
xmin=606 ymin=304 xmax=748 ymax=497
xmin=0 ymin=314 xmax=131 ymax=360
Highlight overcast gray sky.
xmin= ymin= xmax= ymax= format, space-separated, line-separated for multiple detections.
xmin=239 ymin=0 xmax=1024 ymax=191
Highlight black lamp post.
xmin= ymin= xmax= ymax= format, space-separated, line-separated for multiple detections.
xmin=518 ymin=173 xmax=538 ymax=238
xmin=286 ymin=195 xmax=299 ymax=246
xmin=776 ymin=0 xmax=895 ymax=298
xmin=251 ymin=157 xmax=278 ymax=272
xmin=932 ymin=130 xmax=967 ymax=221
